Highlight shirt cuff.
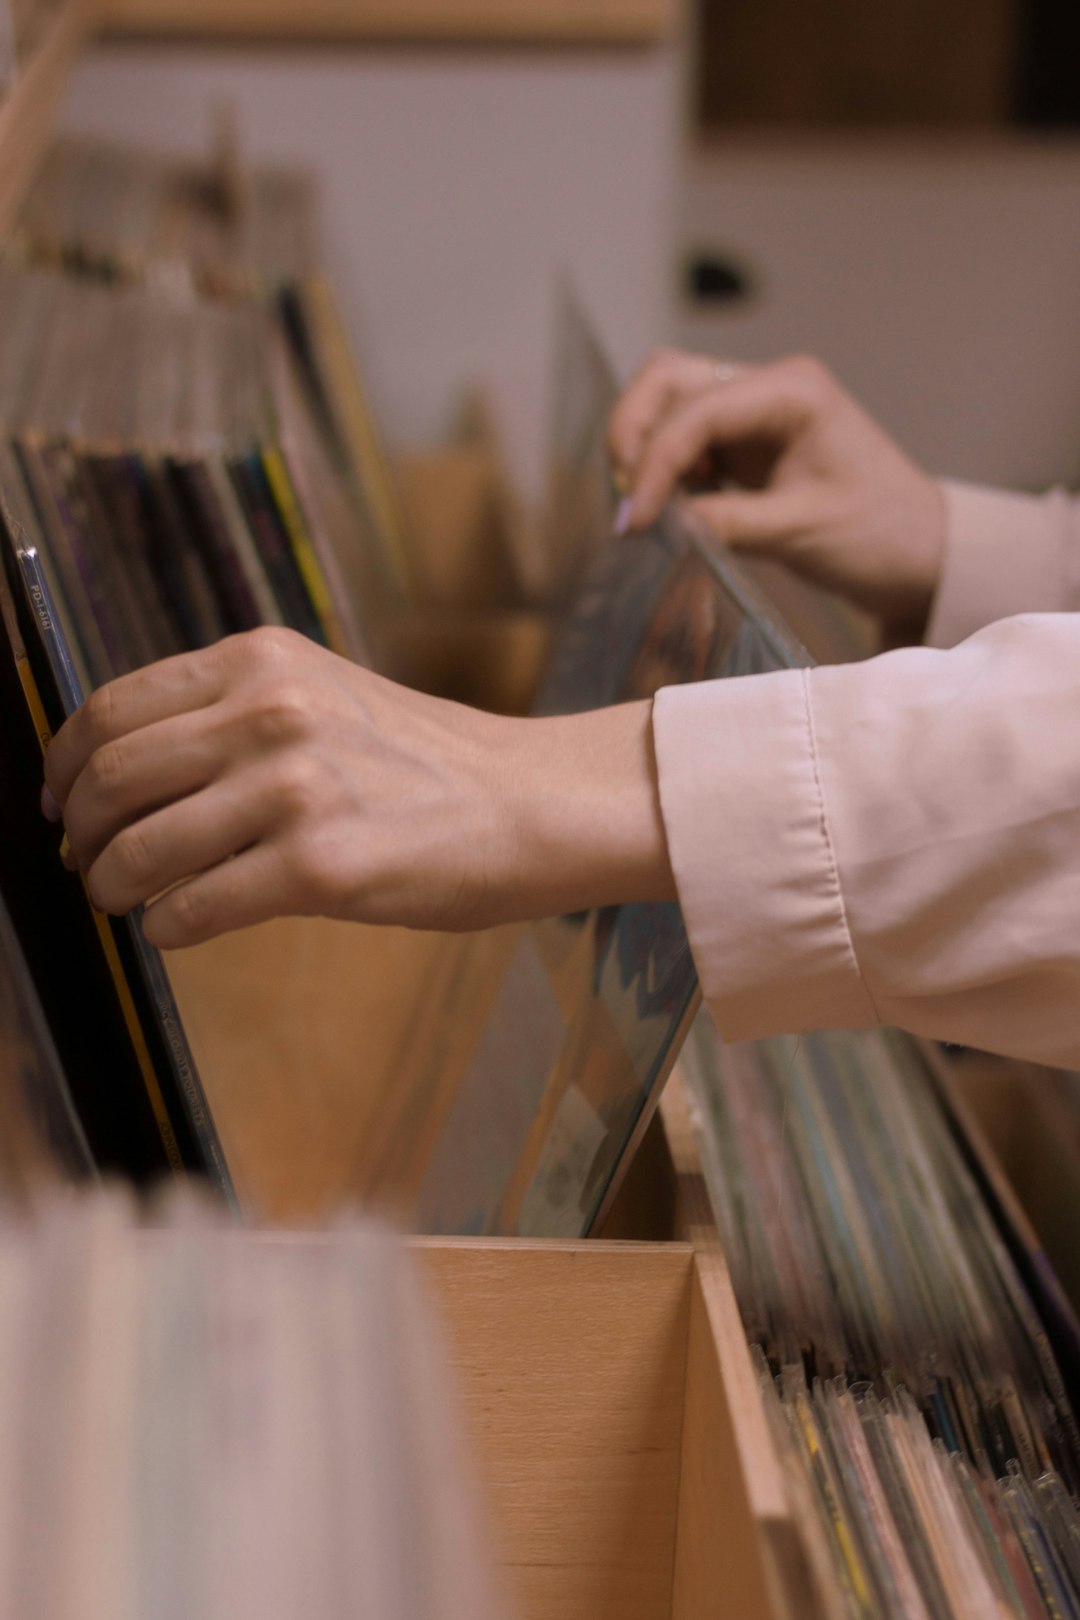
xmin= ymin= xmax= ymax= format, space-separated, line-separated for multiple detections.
xmin=652 ymin=673 xmax=878 ymax=1043
xmin=925 ymin=480 xmax=1072 ymax=648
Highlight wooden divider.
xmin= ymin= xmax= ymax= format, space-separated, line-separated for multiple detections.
xmin=420 ymin=1239 xmax=692 ymax=1620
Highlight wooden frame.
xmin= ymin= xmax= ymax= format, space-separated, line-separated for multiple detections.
xmin=0 ymin=0 xmax=679 ymax=275
xmin=94 ymin=0 xmax=680 ymax=45
xmin=239 ymin=1075 xmax=802 ymax=1620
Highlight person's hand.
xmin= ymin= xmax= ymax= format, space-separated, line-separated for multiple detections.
xmin=41 ymin=628 xmax=674 ymax=948
xmin=608 ymin=349 xmax=946 ymax=625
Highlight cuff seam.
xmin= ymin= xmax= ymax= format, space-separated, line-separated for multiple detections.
xmin=800 ymin=668 xmax=881 ymax=1026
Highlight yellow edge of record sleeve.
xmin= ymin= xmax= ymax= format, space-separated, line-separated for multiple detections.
xmin=11 ymin=646 xmax=184 ymax=1174
xmin=303 ymin=276 xmax=414 ymax=595
xmin=795 ymin=1391 xmax=872 ymax=1610
xmin=261 ymin=445 xmax=347 ymax=657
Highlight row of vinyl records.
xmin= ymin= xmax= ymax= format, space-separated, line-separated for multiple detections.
xmin=4 ymin=125 xmax=1080 ymax=1620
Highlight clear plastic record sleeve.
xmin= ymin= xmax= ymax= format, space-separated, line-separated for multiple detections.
xmin=398 ymin=505 xmax=811 ymax=1240
xmin=0 ymin=505 xmax=235 ymax=1202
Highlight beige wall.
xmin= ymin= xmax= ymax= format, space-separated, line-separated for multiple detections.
xmin=63 ymin=38 xmax=683 ymax=492
xmin=676 ymin=140 xmax=1080 ymax=490
xmin=62 ymin=44 xmax=1080 ymax=497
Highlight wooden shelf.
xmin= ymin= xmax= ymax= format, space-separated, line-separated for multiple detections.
xmin=0 ymin=0 xmax=678 ymax=255
xmin=94 ymin=0 xmax=678 ymax=45
xmin=0 ymin=0 xmax=91 ymax=240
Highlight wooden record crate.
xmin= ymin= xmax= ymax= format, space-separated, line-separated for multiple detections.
xmin=409 ymin=1080 xmax=808 ymax=1620
xmin=167 ymin=906 xmax=806 ymax=1620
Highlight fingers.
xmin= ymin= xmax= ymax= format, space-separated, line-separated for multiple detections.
xmin=85 ymin=783 xmax=269 ymax=917
xmin=684 ymin=487 xmax=816 ymax=554
xmin=620 ymin=364 xmax=820 ymax=532
xmin=608 ymin=348 xmax=733 ymax=482
xmin=61 ymin=710 xmax=227 ymax=873
xmin=140 ymin=843 xmax=301 ymax=950
xmin=44 ymin=640 xmax=232 ymax=809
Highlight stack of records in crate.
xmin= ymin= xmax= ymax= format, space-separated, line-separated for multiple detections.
xmin=0 ymin=133 xmax=412 ymax=1208
xmin=0 ymin=252 xmax=391 ymax=1198
xmin=0 ymin=264 xmax=370 ymax=684
xmin=684 ymin=1019 xmax=1080 ymax=1620
xmin=12 ymin=131 xmax=413 ymax=606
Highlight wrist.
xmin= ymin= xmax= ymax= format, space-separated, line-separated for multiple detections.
xmin=497 ymin=700 xmax=676 ymax=921
xmin=901 ymin=474 xmax=947 ymax=613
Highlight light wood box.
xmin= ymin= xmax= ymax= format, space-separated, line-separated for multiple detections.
xmin=413 ymin=1094 xmax=806 ymax=1620
xmin=162 ymin=904 xmax=806 ymax=1620
xmin=149 ymin=914 xmax=832 ymax=1620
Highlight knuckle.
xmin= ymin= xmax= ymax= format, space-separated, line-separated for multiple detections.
xmin=113 ymin=821 xmax=155 ymax=888
xmin=166 ymin=882 xmax=207 ymax=942
xmin=86 ymin=738 xmax=127 ymax=800
xmin=782 ymin=353 xmax=833 ymax=401
xmin=80 ymin=684 xmax=117 ymax=750
xmin=645 ymin=344 xmax=681 ymax=373
xmin=245 ymin=624 xmax=300 ymax=669
xmin=273 ymin=754 xmax=322 ymax=820
xmin=251 ymin=681 xmax=312 ymax=747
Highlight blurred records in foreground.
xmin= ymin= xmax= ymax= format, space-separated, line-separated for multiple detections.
xmin=683 ymin=1019 xmax=1080 ymax=1620
xmin=13 ymin=129 xmax=412 ymax=604
xmin=0 ymin=1189 xmax=507 ymax=1620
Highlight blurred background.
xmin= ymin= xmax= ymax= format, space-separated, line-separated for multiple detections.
xmin=62 ymin=0 xmax=1080 ymax=496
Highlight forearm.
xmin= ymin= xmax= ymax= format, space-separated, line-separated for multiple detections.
xmin=46 ymin=629 xmax=678 ymax=946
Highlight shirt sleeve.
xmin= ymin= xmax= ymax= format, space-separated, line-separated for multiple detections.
xmin=926 ymin=481 xmax=1080 ymax=647
xmin=653 ymin=612 xmax=1080 ymax=1069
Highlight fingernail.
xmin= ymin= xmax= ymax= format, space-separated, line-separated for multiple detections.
xmin=42 ymin=785 xmax=61 ymax=822
xmin=614 ymin=496 xmax=634 ymax=538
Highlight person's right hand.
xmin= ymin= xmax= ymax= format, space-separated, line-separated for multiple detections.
xmin=608 ymin=349 xmax=946 ymax=625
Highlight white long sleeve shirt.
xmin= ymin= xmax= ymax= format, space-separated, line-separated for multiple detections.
xmin=652 ymin=481 xmax=1080 ymax=1067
